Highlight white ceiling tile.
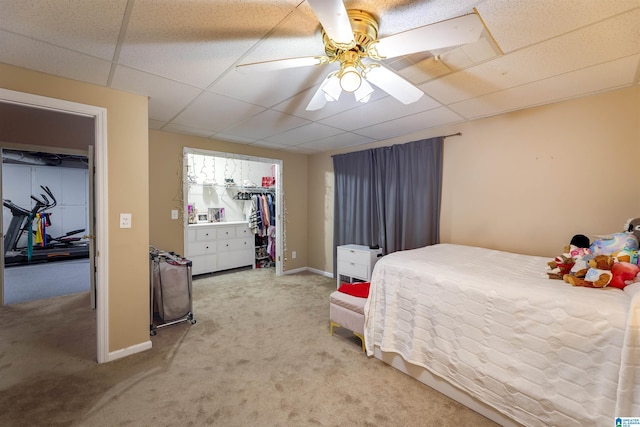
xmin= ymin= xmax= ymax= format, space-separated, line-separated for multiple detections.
xmin=211 ymin=133 xmax=257 ymax=144
xmin=172 ymin=91 xmax=265 ymax=132
xmin=422 ymin=9 xmax=640 ymax=104
xmin=162 ymin=123 xmax=215 ymax=138
xmin=232 ymin=4 xmax=323 ymax=65
xmin=118 ymin=0 xmax=300 ymax=88
xmin=450 ymin=55 xmax=640 ymax=119
xmin=319 ymin=94 xmax=443 ymax=131
xmin=249 ymin=140 xmax=289 ymax=150
xmin=477 ymin=0 xmax=640 ymax=52
xmin=266 ymin=122 xmax=345 ymax=146
xmin=353 ymin=107 xmax=464 ymax=140
xmin=281 ymin=145 xmax=319 ymax=154
xmin=0 ymin=0 xmax=127 ymax=60
xmin=349 ymin=0 xmax=478 ymax=37
xmin=210 ymin=65 xmax=327 ymax=108
xmin=110 ymin=66 xmax=203 ymax=122
xmin=221 ymin=109 xmax=310 ymax=140
xmin=294 ymin=132 xmax=376 ymax=152
xmin=0 ymin=30 xmax=111 ymax=86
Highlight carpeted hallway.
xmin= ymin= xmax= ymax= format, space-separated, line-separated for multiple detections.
xmin=0 ymin=268 xmax=497 ymax=426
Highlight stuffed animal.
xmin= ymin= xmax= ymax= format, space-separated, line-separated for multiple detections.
xmin=547 ymin=235 xmax=591 ymax=280
xmin=590 ymin=232 xmax=638 ymax=255
xmin=564 ymin=255 xmax=615 ymax=288
xmin=609 ymin=262 xmax=640 ymax=289
xmin=547 ymin=252 xmax=574 ymax=280
xmin=624 ymin=217 xmax=640 ymax=242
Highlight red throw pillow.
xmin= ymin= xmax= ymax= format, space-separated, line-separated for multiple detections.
xmin=338 ymin=282 xmax=370 ymax=298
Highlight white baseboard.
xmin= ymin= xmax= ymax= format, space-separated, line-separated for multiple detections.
xmin=105 ymin=340 xmax=153 ymax=363
xmin=283 ymin=266 xmax=334 ymax=278
xmin=306 ymin=267 xmax=333 ymax=278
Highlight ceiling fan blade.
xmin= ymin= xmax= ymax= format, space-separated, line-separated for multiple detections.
xmin=373 ymin=14 xmax=484 ymax=59
xmin=364 ymin=65 xmax=424 ymax=105
xmin=307 ymin=0 xmax=354 ymax=45
xmin=236 ymin=56 xmax=326 ymax=73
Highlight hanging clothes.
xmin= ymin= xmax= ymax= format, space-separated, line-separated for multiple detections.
xmin=260 ymin=194 xmax=270 ymax=231
xmin=267 ymin=225 xmax=276 ymax=261
xmin=248 ymin=196 xmax=259 ymax=235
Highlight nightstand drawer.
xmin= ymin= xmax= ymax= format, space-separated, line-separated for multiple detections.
xmin=338 ymin=260 xmax=368 ymax=279
xmin=337 ymin=247 xmax=369 ymax=264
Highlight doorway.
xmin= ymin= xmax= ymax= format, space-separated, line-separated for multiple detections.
xmin=183 ymin=148 xmax=284 ymax=276
xmin=2 ymin=148 xmax=91 ymax=305
xmin=0 ymin=89 xmax=109 ymax=363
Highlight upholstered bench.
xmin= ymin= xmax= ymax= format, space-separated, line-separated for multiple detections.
xmin=329 ymin=290 xmax=367 ymax=352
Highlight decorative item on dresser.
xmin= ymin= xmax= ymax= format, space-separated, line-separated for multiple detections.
xmin=185 ymin=222 xmax=253 ymax=275
xmin=336 ymin=244 xmax=382 ymax=288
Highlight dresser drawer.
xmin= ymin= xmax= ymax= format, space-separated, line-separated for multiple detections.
xmin=187 ymin=241 xmax=217 ymax=256
xmin=216 ymin=227 xmax=236 ymax=239
xmin=195 ymin=228 xmax=217 ymax=241
xmin=235 ymin=225 xmax=251 ymax=237
xmin=190 ymin=254 xmax=217 ymax=276
xmin=218 ymin=238 xmax=252 ymax=251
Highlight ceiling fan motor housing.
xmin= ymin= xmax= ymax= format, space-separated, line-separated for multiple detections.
xmin=322 ymin=10 xmax=379 ymax=60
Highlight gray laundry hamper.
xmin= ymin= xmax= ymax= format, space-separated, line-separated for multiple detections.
xmin=149 ymin=249 xmax=196 ymax=335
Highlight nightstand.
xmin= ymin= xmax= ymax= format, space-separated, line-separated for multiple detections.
xmin=336 ymin=244 xmax=382 ymax=288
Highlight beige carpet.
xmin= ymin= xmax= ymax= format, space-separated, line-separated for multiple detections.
xmin=0 ymin=268 xmax=498 ymax=426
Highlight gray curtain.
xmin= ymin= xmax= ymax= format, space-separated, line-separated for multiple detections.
xmin=333 ymin=137 xmax=443 ymax=273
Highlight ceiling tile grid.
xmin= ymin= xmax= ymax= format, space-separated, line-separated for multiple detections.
xmin=0 ymin=0 xmax=638 ymax=153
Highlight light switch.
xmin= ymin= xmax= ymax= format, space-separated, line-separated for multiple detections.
xmin=171 ymin=209 xmax=179 ymax=220
xmin=120 ymin=213 xmax=132 ymax=228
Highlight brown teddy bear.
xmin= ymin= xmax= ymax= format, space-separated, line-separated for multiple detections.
xmin=563 ymin=255 xmax=614 ymax=288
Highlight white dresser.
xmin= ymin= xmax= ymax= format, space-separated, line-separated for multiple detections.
xmin=186 ymin=222 xmax=254 ymax=275
xmin=336 ymin=244 xmax=382 ymax=288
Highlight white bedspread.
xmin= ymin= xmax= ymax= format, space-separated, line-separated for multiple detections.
xmin=364 ymin=244 xmax=639 ymax=427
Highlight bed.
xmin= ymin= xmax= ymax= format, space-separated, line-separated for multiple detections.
xmin=364 ymin=243 xmax=640 ymax=427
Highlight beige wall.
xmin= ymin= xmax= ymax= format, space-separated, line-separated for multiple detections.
xmin=148 ymin=130 xmax=309 ymax=272
xmin=308 ymin=86 xmax=640 ymax=273
xmin=0 ymin=63 xmax=150 ymax=353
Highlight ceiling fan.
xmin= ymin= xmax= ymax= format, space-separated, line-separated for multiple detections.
xmin=236 ymin=0 xmax=485 ymax=111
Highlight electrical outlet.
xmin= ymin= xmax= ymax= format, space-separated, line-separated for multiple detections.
xmin=120 ymin=213 xmax=132 ymax=228
xmin=292 ymin=251 xmax=297 ymax=259
xmin=171 ymin=209 xmax=178 ymax=220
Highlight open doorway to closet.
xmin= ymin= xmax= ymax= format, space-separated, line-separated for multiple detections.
xmin=183 ymin=148 xmax=283 ymax=276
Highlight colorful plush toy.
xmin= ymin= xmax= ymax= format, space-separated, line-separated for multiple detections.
xmin=589 ymin=232 xmax=639 ymax=255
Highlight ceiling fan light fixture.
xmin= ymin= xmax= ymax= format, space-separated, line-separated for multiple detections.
xmin=339 ymin=65 xmax=361 ymax=92
xmin=321 ymin=73 xmax=342 ymax=101
xmin=355 ymin=78 xmax=373 ymax=103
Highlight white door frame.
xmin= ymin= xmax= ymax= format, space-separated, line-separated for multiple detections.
xmin=0 ymin=88 xmax=109 ymax=363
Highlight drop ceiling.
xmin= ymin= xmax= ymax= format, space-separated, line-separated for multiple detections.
xmin=0 ymin=0 xmax=638 ymax=154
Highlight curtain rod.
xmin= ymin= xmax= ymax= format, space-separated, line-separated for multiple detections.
xmin=443 ymin=132 xmax=462 ymax=138
xmin=331 ymin=133 xmax=462 ymax=157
